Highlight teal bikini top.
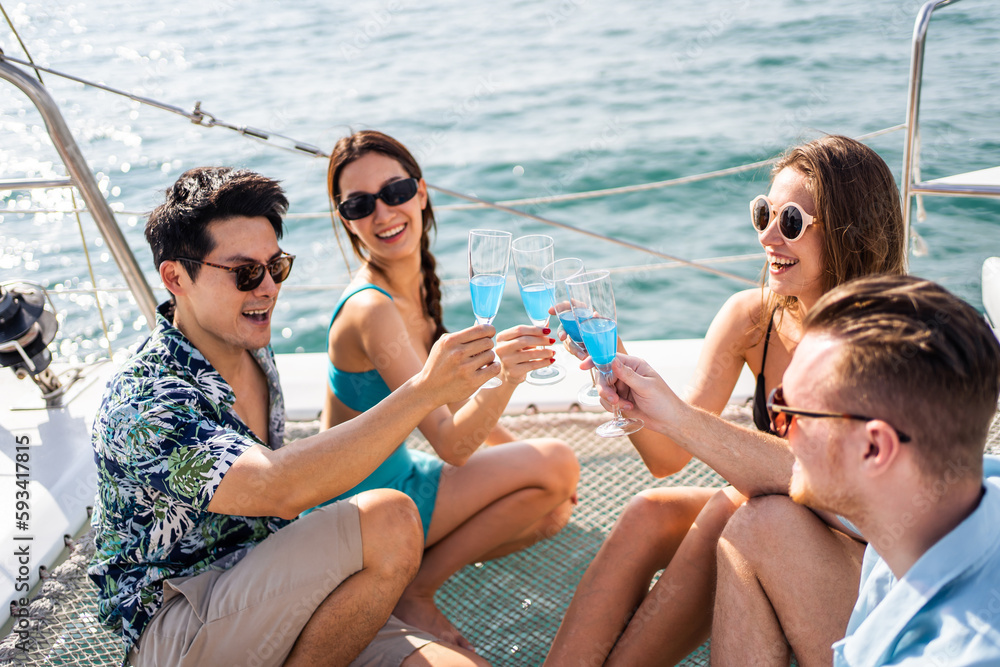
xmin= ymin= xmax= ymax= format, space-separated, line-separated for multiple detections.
xmin=327 ymin=284 xmax=393 ymax=412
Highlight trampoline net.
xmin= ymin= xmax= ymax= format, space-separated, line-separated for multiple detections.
xmin=4 ymin=402 xmax=1000 ymax=666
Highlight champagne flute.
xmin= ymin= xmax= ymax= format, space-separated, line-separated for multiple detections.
xmin=512 ymin=235 xmax=565 ymax=385
xmin=469 ymin=229 xmax=512 ymax=389
xmin=541 ymin=258 xmax=600 ymax=406
xmin=566 ymin=270 xmax=644 ymax=437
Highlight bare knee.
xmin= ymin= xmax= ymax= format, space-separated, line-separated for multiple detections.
xmin=718 ymin=494 xmax=803 ymax=566
xmin=696 ymin=486 xmax=747 ymax=535
xmin=531 ymin=438 xmax=580 ymax=498
xmin=613 ymin=487 xmax=714 ymax=548
xmin=534 ymin=497 xmax=575 ymax=542
xmin=355 ymin=489 xmax=423 ymax=581
xmin=620 ymin=489 xmax=673 ymax=533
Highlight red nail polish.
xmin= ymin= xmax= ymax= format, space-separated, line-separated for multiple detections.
xmin=549 ymin=357 xmax=555 ymax=364
xmin=549 ymin=338 xmax=556 ymax=344
xmin=542 ymin=328 xmax=551 ymax=335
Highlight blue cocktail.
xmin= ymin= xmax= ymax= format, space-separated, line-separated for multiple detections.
xmin=542 ymin=258 xmax=602 ymax=405
xmin=512 ymin=235 xmax=565 ymax=385
xmin=566 ymin=270 xmax=644 ymax=437
xmin=518 ymin=283 xmax=554 ymax=324
xmin=471 ymin=274 xmax=506 ymax=323
xmin=469 ymin=230 xmax=512 ymax=389
xmin=557 ymin=307 xmax=592 ymax=345
xmin=579 ymin=316 xmax=617 ymax=368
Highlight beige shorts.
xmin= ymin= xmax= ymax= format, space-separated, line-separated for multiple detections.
xmin=129 ymin=497 xmax=436 ymax=666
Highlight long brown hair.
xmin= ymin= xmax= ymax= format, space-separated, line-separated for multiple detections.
xmin=327 ymin=130 xmax=446 ymax=342
xmin=762 ymin=135 xmax=906 ymax=329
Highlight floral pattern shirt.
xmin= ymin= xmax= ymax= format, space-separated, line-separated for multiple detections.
xmin=88 ymin=303 xmax=288 ymax=652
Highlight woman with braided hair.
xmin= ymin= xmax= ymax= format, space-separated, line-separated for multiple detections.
xmin=316 ymin=130 xmax=579 ymax=653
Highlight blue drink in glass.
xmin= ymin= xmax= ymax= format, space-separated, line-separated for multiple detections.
xmin=468 ymin=229 xmax=511 ymax=389
xmin=512 ymin=234 xmax=565 ymax=386
xmin=579 ymin=317 xmax=617 ymax=369
xmin=558 ymin=307 xmax=592 ymax=345
xmin=565 ymin=269 xmax=643 ymax=437
xmin=470 ymin=273 xmax=505 ymax=324
xmin=518 ymin=283 xmax=553 ymax=325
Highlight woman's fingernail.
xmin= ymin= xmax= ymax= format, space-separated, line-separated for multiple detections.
xmin=542 ymin=328 xmax=551 ymax=334
xmin=549 ymin=337 xmax=556 ymax=344
xmin=549 ymin=357 xmax=556 ymax=364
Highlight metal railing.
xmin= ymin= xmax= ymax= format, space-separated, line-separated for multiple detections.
xmin=0 ymin=58 xmax=158 ymax=325
xmin=901 ymin=0 xmax=1000 ymax=267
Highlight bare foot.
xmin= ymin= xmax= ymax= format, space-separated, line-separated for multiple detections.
xmin=395 ymin=593 xmax=475 ymax=652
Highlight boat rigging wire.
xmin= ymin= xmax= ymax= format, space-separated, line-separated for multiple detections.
xmin=0 ymin=4 xmax=41 ymax=84
xmin=2 ymin=7 xmax=116 ymax=352
xmin=436 ymin=125 xmax=906 ymax=211
xmin=0 ymin=49 xmax=902 ymax=288
xmin=70 ymin=189 xmax=114 ymax=355
xmin=428 ymin=183 xmax=758 ymax=285
xmin=43 ymin=253 xmax=765 ymax=297
xmin=0 ymin=53 xmax=327 ymax=157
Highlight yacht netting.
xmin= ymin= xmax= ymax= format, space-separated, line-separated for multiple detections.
xmin=4 ymin=404 xmax=1000 ymax=667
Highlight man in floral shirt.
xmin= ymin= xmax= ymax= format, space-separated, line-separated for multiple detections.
xmin=90 ymin=167 xmax=499 ymax=666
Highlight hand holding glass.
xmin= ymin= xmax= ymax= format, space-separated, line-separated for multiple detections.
xmin=512 ymin=235 xmax=565 ymax=385
xmin=469 ymin=229 xmax=512 ymax=389
xmin=566 ymin=270 xmax=643 ymax=437
xmin=541 ymin=258 xmax=601 ymax=406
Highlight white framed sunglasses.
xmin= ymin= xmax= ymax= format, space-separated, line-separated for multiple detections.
xmin=749 ymin=195 xmax=818 ymax=242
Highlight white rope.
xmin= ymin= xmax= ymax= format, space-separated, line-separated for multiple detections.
xmin=427 ymin=182 xmax=759 ymax=285
xmin=435 ymin=124 xmax=907 ymax=210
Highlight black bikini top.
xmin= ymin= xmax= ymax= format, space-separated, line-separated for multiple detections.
xmin=752 ymin=313 xmax=776 ymax=433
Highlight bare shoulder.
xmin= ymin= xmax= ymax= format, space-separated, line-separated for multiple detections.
xmin=686 ymin=288 xmax=768 ymax=411
xmin=709 ymin=288 xmax=767 ymax=348
xmin=327 ymin=284 xmax=405 ymax=366
xmin=332 ymin=284 xmax=401 ymax=332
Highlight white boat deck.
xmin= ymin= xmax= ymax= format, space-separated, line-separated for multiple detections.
xmin=0 ymin=361 xmax=115 ymax=618
xmin=911 ymin=165 xmax=1000 ymax=197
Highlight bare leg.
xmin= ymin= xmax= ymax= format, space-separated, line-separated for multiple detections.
xmin=285 ymin=489 xmax=424 ymax=667
xmin=545 ymin=486 xmax=737 ymax=667
xmin=608 ymin=486 xmax=746 ymax=666
xmin=395 ymin=439 xmax=579 ymax=650
xmin=712 ymin=495 xmax=865 ymax=667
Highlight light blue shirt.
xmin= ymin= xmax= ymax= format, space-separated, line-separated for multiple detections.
xmin=833 ymin=456 xmax=1000 ymax=667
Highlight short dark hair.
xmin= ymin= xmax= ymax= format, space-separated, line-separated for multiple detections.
xmin=145 ymin=167 xmax=289 ymax=280
xmin=804 ymin=275 xmax=1000 ymax=479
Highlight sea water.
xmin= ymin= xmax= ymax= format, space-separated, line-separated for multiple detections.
xmin=1 ymin=0 xmax=998 ymax=363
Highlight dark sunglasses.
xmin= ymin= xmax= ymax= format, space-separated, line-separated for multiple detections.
xmin=767 ymin=386 xmax=911 ymax=442
xmin=749 ymin=195 xmax=818 ymax=242
xmin=337 ymin=177 xmax=419 ymax=221
xmin=176 ymin=252 xmax=295 ymax=291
